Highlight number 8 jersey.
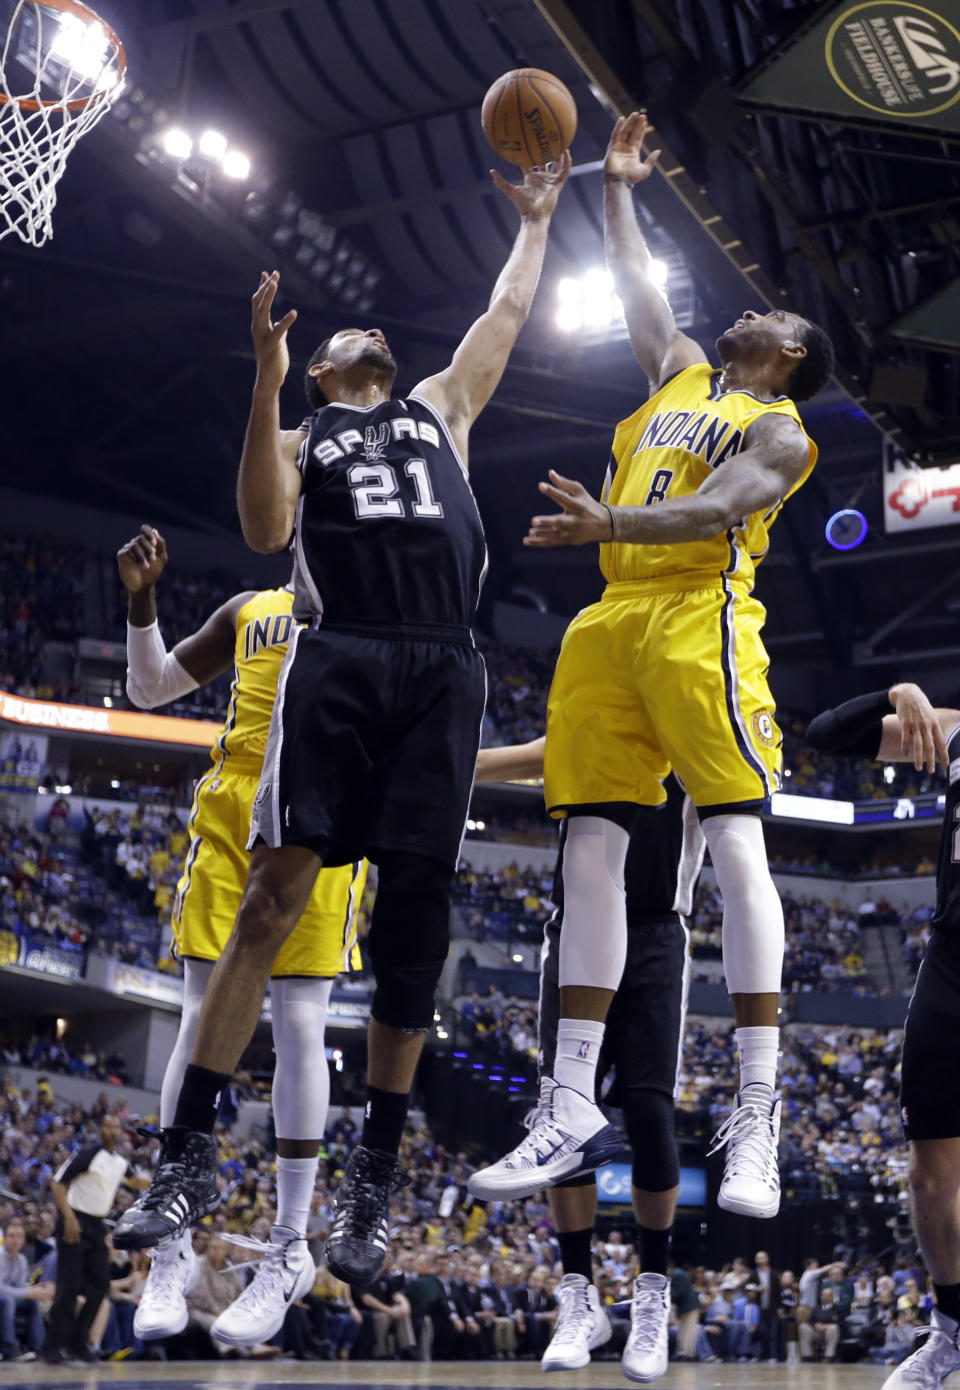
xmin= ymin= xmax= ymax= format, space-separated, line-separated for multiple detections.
xmin=292 ymin=394 xmax=488 ymax=634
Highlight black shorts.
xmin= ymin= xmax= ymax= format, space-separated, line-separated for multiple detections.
xmin=538 ymin=911 xmax=688 ymax=1102
xmin=249 ymin=625 xmax=486 ymax=868
xmin=901 ymin=929 xmax=960 ymax=1141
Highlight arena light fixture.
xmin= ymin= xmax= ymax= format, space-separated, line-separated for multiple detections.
xmin=511 ymin=952 xmax=523 ymax=963
xmin=222 ymin=149 xmax=251 ymax=180
xmin=161 ymin=127 xmax=192 ymax=160
xmin=555 ymin=267 xmax=624 ymax=334
xmin=883 ymin=765 xmax=896 ymax=785
xmin=48 ymin=10 xmax=112 ymax=83
xmin=199 ymin=129 xmax=227 ymax=160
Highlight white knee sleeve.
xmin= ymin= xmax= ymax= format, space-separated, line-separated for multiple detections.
xmin=557 ymin=816 xmax=630 ymax=992
xmin=702 ymin=813 xmax=784 ymax=995
xmin=160 ymin=958 xmax=214 ymax=1128
xmin=270 ymin=976 xmax=332 ymax=1141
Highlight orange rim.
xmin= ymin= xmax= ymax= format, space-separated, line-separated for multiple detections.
xmin=0 ymin=0 xmax=126 ymax=113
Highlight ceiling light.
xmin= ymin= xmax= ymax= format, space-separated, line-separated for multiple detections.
xmin=648 ymin=257 xmax=669 ymax=287
xmin=199 ymin=129 xmax=227 ymax=160
xmin=49 ymin=11 xmax=112 ymax=83
xmin=222 ymin=150 xmax=251 ymax=180
xmin=161 ymin=127 xmax=192 ymax=160
xmin=555 ymin=267 xmax=623 ymax=334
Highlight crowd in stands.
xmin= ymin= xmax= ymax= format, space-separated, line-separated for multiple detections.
xmin=0 ymin=1057 xmax=929 ymax=1366
xmin=0 ymin=535 xmax=84 ymax=706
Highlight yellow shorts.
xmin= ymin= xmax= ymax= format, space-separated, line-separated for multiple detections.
xmin=172 ymin=768 xmax=366 ymax=977
xmin=544 ymin=577 xmax=782 ymax=815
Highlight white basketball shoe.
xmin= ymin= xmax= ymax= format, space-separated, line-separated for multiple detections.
xmin=212 ymin=1225 xmax=316 ymax=1347
xmin=541 ymin=1273 xmax=612 ymax=1371
xmin=622 ymin=1272 xmax=671 ymax=1383
xmin=709 ymin=1086 xmax=781 ymax=1219
xmin=133 ymin=1233 xmax=198 ymax=1340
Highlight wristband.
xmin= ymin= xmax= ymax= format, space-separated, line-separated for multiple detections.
xmin=602 ymin=503 xmax=619 ymax=541
xmin=602 ymin=173 xmax=632 ymax=186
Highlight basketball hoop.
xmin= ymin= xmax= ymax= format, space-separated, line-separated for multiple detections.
xmin=0 ymin=0 xmax=125 ymax=246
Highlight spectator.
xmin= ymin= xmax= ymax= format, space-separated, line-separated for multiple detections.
xmin=0 ymin=1218 xmax=51 ymax=1361
xmin=799 ymin=1285 xmax=842 ymax=1362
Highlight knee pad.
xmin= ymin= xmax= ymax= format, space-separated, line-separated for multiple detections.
xmin=271 ymin=976 xmax=332 ymax=1141
xmin=621 ymin=1088 xmax=679 ymax=1193
xmin=557 ymin=816 xmax=629 ymax=991
xmin=701 ymin=813 xmax=784 ymax=995
xmin=368 ymin=852 xmax=452 ymax=1031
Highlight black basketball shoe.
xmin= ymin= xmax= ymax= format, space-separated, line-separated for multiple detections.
xmin=114 ymin=1127 xmax=220 ymax=1249
xmin=324 ymin=1144 xmax=409 ymax=1285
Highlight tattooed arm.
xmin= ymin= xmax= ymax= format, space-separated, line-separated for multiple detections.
xmin=524 ymin=413 xmax=810 ymax=548
xmin=604 ymin=113 xmax=707 ymax=390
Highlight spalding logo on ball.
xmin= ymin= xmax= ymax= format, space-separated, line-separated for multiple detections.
xmin=482 ymin=68 xmax=577 ymax=166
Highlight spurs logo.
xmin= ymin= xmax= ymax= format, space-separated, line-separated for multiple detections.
xmin=363 ymin=423 xmax=391 ymax=462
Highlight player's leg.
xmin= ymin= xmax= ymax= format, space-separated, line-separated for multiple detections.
xmin=325 ymin=849 xmax=453 ymax=1283
xmin=613 ymin=919 xmax=686 ymax=1385
xmin=883 ymin=932 xmax=960 ymax=1388
xmin=134 ymin=956 xmax=213 ymax=1339
xmin=472 ymin=605 xmax=661 ymax=1199
xmin=648 ymin=585 xmax=784 ymax=1219
xmin=115 ymin=842 xmax=322 ymax=1250
xmin=533 ymin=910 xmax=611 ymax=1371
xmin=212 ymin=974 xmax=334 ymax=1346
xmin=136 ymin=780 xmax=251 ymax=1333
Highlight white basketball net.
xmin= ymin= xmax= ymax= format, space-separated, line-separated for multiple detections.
xmin=0 ymin=0 xmax=125 ymax=246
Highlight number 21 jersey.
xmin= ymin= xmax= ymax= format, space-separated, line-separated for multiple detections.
xmin=292 ymin=394 xmax=488 ymax=633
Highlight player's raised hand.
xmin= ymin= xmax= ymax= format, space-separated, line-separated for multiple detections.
xmin=524 ymin=470 xmax=614 ymax=547
xmin=251 ymin=269 xmax=297 ymax=393
xmin=605 ymin=112 xmax=660 ymax=186
xmin=890 ymin=682 xmax=950 ymax=773
xmin=490 ymin=150 xmax=572 ymax=220
xmin=117 ymin=524 xmax=168 ymax=593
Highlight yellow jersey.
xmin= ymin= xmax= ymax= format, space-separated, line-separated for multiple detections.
xmin=208 ymin=587 xmax=298 ymax=775
xmin=601 ymin=363 xmax=817 ymax=592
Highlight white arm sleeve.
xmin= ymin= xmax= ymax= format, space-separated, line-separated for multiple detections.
xmin=125 ymin=620 xmax=200 ymax=710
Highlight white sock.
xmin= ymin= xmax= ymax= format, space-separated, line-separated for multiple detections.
xmin=553 ymin=1018 xmax=605 ymax=1098
xmin=735 ymin=1025 xmax=779 ymax=1092
xmin=275 ymin=1155 xmax=319 ymax=1238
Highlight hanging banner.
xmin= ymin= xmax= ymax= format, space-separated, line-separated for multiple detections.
xmin=884 ymin=454 xmax=960 ymax=532
xmin=740 ymin=2 xmax=960 ymax=134
xmin=0 ymin=731 xmax=48 ymax=791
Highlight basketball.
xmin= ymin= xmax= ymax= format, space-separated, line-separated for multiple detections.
xmin=481 ymin=68 xmax=577 ymax=167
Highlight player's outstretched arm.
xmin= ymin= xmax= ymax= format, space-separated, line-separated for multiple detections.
xmin=805 ymin=684 xmax=955 ymax=774
xmin=475 ymin=737 xmax=546 ymax=783
xmin=414 ymin=155 xmax=571 ymax=460
xmin=239 ymin=271 xmax=306 ymax=553
xmin=119 ymin=524 xmax=251 ymax=709
xmin=525 ymin=412 xmax=809 ymax=548
xmin=604 ymin=113 xmax=707 ymax=391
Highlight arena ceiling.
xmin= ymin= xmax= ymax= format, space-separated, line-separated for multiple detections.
xmin=2 ymin=0 xmax=960 ymax=696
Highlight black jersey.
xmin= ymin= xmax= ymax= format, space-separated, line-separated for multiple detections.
xmin=931 ymin=721 xmax=960 ymax=931
xmin=292 ymin=394 xmax=487 ymax=634
xmin=551 ymin=777 xmax=705 ymax=927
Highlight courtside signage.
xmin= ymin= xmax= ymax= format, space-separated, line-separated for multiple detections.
xmin=0 ymin=689 xmax=220 ymax=748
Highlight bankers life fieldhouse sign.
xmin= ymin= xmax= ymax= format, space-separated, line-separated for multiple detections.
xmin=740 ymin=2 xmax=960 ymax=134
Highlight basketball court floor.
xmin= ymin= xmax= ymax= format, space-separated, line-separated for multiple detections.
xmin=0 ymin=1363 xmax=908 ymax=1388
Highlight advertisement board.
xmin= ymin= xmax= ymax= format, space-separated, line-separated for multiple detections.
xmin=740 ymin=2 xmax=960 ymax=133
xmin=0 ymin=731 xmax=48 ymax=792
xmin=884 ymin=455 xmax=960 ymax=532
xmin=0 ymin=926 xmax=85 ymax=980
xmin=597 ymin=1163 xmax=707 ymax=1208
xmin=0 ymin=690 xmax=220 ymax=749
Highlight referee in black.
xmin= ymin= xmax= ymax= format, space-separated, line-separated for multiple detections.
xmin=44 ymin=1114 xmax=144 ymax=1364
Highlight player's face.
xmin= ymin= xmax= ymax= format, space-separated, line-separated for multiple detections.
xmin=328 ymin=326 xmax=398 ymax=377
xmin=716 ymin=308 xmax=806 ymax=358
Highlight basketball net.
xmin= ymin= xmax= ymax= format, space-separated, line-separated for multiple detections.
xmin=0 ymin=0 xmax=125 ymax=246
